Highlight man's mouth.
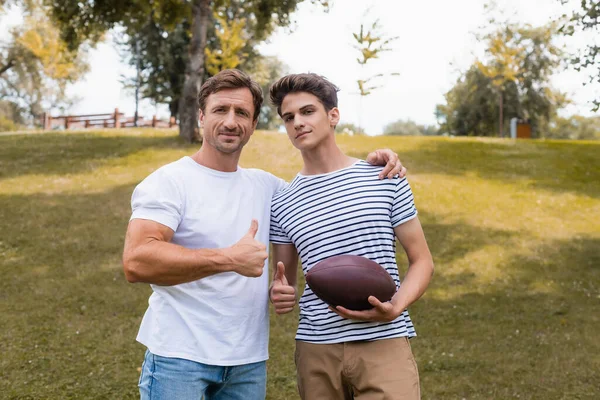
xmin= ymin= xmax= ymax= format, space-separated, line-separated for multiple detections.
xmin=296 ymin=131 xmax=310 ymax=139
xmin=219 ymin=132 xmax=240 ymax=138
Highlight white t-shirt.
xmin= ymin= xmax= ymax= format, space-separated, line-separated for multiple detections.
xmin=130 ymin=156 xmax=287 ymax=366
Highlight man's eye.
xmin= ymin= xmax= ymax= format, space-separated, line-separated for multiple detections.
xmin=236 ymin=110 xmax=248 ymax=117
xmin=304 ymin=109 xmax=313 ymax=115
xmin=284 ymin=116 xmax=293 ymax=122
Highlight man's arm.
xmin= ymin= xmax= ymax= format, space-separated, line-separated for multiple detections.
xmin=122 ymin=218 xmax=268 ymax=286
xmin=366 ymin=149 xmax=407 ymax=179
xmin=331 ymin=217 xmax=434 ymax=322
xmin=269 ymin=243 xmax=299 ymax=314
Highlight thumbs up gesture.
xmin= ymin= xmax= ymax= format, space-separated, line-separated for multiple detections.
xmin=229 ymin=219 xmax=268 ymax=278
xmin=270 ymin=262 xmax=297 ymax=314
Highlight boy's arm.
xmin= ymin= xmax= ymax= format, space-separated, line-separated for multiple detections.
xmin=269 ymin=243 xmax=299 ymax=314
xmin=331 ymin=217 xmax=434 ymax=322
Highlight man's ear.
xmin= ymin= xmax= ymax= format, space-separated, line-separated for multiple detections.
xmin=199 ymin=109 xmax=205 ymax=127
xmin=329 ymin=107 xmax=340 ymax=127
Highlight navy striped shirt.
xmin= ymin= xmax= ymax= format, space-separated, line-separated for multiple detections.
xmin=270 ymin=160 xmax=418 ymax=343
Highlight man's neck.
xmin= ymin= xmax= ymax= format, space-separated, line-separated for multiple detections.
xmin=191 ymin=145 xmax=240 ymax=172
xmin=300 ymin=139 xmax=357 ymax=175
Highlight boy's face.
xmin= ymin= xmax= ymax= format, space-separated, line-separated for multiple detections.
xmin=280 ymin=92 xmax=339 ymax=151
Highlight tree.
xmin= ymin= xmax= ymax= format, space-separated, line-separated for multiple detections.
xmin=560 ymin=0 xmax=600 ymax=110
xmin=335 ymin=123 xmax=365 ymax=135
xmin=352 ymin=12 xmax=399 ymax=131
xmin=546 ymin=115 xmax=600 ymax=140
xmin=45 ymin=0 xmax=331 ymax=142
xmin=244 ymin=55 xmax=288 ymax=131
xmin=0 ymin=4 xmax=88 ymax=126
xmin=438 ymin=22 xmax=567 ymax=137
xmin=383 ymin=119 xmax=438 ymax=136
xmin=475 ymin=22 xmax=565 ymax=137
xmin=204 ymin=13 xmax=247 ymax=76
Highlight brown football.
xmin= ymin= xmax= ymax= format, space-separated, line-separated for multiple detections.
xmin=306 ymin=255 xmax=396 ymax=311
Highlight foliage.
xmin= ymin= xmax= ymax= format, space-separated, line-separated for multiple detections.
xmin=352 ymin=15 xmax=399 ymax=97
xmin=0 ymin=116 xmax=18 ymax=131
xmin=560 ymin=0 xmax=600 ymax=110
xmin=438 ymin=22 xmax=567 ymax=137
xmin=204 ymin=12 xmax=247 ymax=76
xmin=44 ymin=0 xmax=330 ymax=141
xmin=383 ymin=119 xmax=438 ymax=136
xmin=436 ymin=66 xmax=521 ymax=136
xmin=335 ymin=122 xmax=365 ymax=135
xmin=244 ymin=55 xmax=288 ymax=131
xmin=0 ymin=4 xmax=88 ymax=125
xmin=546 ymin=114 xmax=600 ymax=140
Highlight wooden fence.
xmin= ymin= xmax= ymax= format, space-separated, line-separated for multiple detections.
xmin=41 ymin=108 xmax=176 ymax=130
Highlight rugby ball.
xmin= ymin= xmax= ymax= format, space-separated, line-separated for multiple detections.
xmin=306 ymin=255 xmax=396 ymax=311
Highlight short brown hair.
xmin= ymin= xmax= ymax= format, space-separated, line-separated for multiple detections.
xmin=198 ymin=69 xmax=263 ymax=121
xmin=269 ymin=73 xmax=339 ymax=116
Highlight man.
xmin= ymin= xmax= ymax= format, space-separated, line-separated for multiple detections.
xmin=269 ymin=73 xmax=434 ymax=400
xmin=122 ymin=69 xmax=406 ymax=400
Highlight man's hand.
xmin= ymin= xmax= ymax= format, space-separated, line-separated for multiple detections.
xmin=270 ymin=261 xmax=296 ymax=314
xmin=329 ymin=295 xmax=401 ymax=322
xmin=366 ymin=149 xmax=407 ymax=179
xmin=228 ymin=219 xmax=268 ymax=277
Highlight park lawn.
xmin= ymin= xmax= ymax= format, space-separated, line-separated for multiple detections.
xmin=0 ymin=128 xmax=598 ymax=399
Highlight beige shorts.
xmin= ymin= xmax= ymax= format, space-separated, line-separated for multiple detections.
xmin=295 ymin=337 xmax=420 ymax=400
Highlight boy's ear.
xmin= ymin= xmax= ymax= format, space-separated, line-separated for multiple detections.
xmin=329 ymin=107 xmax=340 ymax=127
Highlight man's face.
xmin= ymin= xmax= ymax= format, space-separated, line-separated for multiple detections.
xmin=280 ymin=92 xmax=339 ymax=151
xmin=200 ymin=88 xmax=257 ymax=154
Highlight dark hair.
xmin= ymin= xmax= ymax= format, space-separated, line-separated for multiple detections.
xmin=269 ymin=73 xmax=339 ymax=116
xmin=198 ymin=69 xmax=263 ymax=121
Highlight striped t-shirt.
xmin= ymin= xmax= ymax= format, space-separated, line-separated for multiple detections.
xmin=270 ymin=160 xmax=418 ymax=343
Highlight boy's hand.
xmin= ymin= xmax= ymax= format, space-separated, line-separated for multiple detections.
xmin=270 ymin=262 xmax=296 ymax=314
xmin=329 ymin=295 xmax=401 ymax=322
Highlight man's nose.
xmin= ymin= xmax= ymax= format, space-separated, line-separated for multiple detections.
xmin=223 ymin=109 xmax=236 ymax=129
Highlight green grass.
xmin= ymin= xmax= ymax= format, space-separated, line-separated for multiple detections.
xmin=0 ymin=129 xmax=599 ymax=399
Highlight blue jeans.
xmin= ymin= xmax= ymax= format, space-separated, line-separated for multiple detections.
xmin=138 ymin=350 xmax=267 ymax=400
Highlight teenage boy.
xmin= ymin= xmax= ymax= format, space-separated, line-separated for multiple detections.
xmin=269 ymin=73 xmax=434 ymax=400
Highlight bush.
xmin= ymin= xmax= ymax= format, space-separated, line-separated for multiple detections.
xmin=335 ymin=123 xmax=365 ymax=135
xmin=545 ymin=115 xmax=600 ymax=140
xmin=384 ymin=119 xmax=439 ymax=136
xmin=0 ymin=116 xmax=18 ymax=132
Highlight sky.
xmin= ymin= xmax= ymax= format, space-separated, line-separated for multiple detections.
xmin=2 ymin=0 xmax=598 ymax=135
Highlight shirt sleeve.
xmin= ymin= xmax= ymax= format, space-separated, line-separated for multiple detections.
xmin=269 ymin=213 xmax=293 ymax=244
xmin=130 ymin=169 xmax=183 ymax=232
xmin=391 ymin=177 xmax=418 ymax=227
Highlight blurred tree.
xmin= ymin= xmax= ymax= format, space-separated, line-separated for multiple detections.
xmin=0 ymin=4 xmax=88 ymax=126
xmin=560 ymin=0 xmax=599 ymax=110
xmin=204 ymin=13 xmax=247 ymax=75
xmin=335 ymin=123 xmax=365 ymax=135
xmin=438 ymin=22 xmax=567 ymax=137
xmin=476 ymin=22 xmax=565 ymax=137
xmin=244 ymin=55 xmax=288 ymax=131
xmin=383 ymin=119 xmax=438 ymax=136
xmin=546 ymin=115 xmax=600 ymax=140
xmin=352 ymin=12 xmax=399 ymax=131
xmin=45 ymin=0 xmax=331 ymax=142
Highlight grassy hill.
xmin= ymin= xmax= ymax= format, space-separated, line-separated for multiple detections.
xmin=0 ymin=129 xmax=599 ymax=399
